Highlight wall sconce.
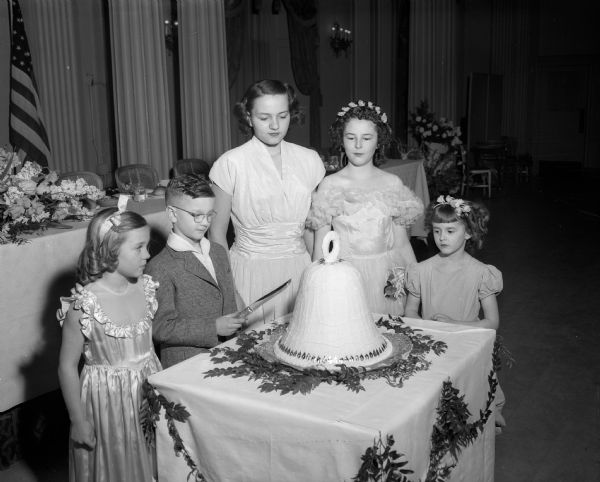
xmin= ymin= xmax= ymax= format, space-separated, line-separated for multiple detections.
xmin=164 ymin=19 xmax=178 ymax=54
xmin=329 ymin=22 xmax=352 ymax=57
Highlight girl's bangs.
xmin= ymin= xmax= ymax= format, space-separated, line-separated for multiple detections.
xmin=432 ymin=204 xmax=459 ymax=223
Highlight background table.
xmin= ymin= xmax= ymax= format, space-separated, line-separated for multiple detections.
xmin=149 ymin=317 xmax=496 ymax=482
xmin=380 ymin=157 xmax=430 ymax=237
xmin=0 ymin=197 xmax=169 ymax=411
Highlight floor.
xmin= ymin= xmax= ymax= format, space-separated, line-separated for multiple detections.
xmin=2 ymin=173 xmax=599 ymax=481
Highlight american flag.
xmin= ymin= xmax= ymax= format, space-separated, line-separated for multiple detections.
xmin=9 ymin=0 xmax=51 ymax=167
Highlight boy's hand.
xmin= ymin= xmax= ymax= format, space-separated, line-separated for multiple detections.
xmin=71 ymin=420 xmax=96 ymax=450
xmin=216 ymin=313 xmax=246 ymax=337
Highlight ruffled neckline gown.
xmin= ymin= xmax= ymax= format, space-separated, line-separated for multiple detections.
xmin=59 ymin=274 xmax=161 ymax=482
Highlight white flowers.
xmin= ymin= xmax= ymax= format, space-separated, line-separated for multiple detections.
xmin=336 ymin=99 xmax=388 ymax=124
xmin=383 ymin=267 xmax=407 ymax=301
xmin=1 ymin=154 xmax=107 ymax=243
xmin=434 ymin=195 xmax=471 ymax=217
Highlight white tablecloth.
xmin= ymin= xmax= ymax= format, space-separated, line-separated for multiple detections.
xmin=0 ymin=197 xmax=169 ymax=411
xmin=149 ymin=317 xmax=495 ymax=482
xmin=380 ymin=158 xmax=430 ymax=238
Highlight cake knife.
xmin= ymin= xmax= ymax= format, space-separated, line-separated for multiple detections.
xmin=236 ymin=279 xmax=292 ymax=316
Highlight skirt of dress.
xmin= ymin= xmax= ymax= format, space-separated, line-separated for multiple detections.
xmin=70 ymin=359 xmax=160 ymax=482
xmin=346 ymin=251 xmax=405 ymax=317
xmin=230 ymin=249 xmax=312 ymax=327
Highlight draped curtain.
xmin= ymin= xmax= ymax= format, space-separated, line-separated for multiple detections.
xmin=24 ymin=0 xmax=84 ymax=172
xmin=224 ymin=0 xmax=247 ymax=89
xmin=106 ymin=0 xmax=173 ymax=179
xmin=177 ymin=0 xmax=231 ymax=163
xmin=490 ymin=0 xmax=533 ymax=155
xmin=281 ymin=0 xmax=321 ymax=149
xmin=408 ymin=0 xmax=458 ymax=130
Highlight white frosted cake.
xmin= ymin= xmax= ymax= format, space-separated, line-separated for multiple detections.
xmin=273 ymin=231 xmax=393 ymax=369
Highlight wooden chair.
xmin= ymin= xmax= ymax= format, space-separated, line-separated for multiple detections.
xmin=460 ymin=148 xmax=492 ymax=198
xmin=114 ymin=164 xmax=159 ymax=192
xmin=58 ymin=171 xmax=104 ymax=190
xmin=173 ymin=158 xmax=210 ymax=177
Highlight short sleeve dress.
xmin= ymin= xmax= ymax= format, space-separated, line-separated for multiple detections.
xmin=307 ymin=175 xmax=423 ymax=315
xmin=405 ymin=253 xmax=503 ymax=321
xmin=59 ymin=274 xmax=162 ymax=482
xmin=210 ymin=136 xmax=325 ymax=323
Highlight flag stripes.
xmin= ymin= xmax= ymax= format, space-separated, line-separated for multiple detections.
xmin=9 ymin=0 xmax=51 ymax=166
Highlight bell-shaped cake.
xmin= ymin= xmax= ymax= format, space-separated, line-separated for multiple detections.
xmin=273 ymin=231 xmax=393 ymax=369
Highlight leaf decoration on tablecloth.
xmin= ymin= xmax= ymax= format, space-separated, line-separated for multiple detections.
xmin=204 ymin=316 xmax=448 ymax=395
xmin=141 ymin=380 xmax=206 ymax=482
xmin=353 ymin=433 xmax=414 ymax=482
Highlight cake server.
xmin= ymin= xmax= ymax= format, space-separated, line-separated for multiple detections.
xmin=236 ymin=279 xmax=292 ymax=316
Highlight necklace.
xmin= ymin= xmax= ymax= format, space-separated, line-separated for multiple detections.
xmin=98 ymin=280 xmax=130 ymax=295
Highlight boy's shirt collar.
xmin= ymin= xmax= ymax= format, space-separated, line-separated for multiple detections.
xmin=167 ymin=231 xmax=211 ymax=256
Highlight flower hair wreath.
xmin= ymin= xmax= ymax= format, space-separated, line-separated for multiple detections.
xmin=434 ymin=195 xmax=471 ymax=217
xmin=337 ymin=100 xmax=388 ymax=124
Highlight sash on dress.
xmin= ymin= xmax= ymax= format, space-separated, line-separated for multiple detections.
xmin=233 ymin=222 xmax=306 ymax=258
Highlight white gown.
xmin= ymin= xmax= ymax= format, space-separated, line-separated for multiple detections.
xmin=210 ymin=136 xmax=325 ymax=324
xmin=308 ymin=176 xmax=423 ymax=315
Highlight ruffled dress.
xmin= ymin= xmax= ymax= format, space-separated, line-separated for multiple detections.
xmin=405 ymin=253 xmax=503 ymax=321
xmin=307 ymin=176 xmax=423 ymax=315
xmin=58 ymin=274 xmax=162 ymax=482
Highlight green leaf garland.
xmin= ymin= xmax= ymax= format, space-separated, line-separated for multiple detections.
xmin=204 ymin=316 xmax=447 ymax=395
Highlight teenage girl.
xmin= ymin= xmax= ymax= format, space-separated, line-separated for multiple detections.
xmin=209 ymin=79 xmax=325 ymax=325
xmin=58 ymin=206 xmax=161 ymax=481
xmin=309 ymin=100 xmax=423 ymax=315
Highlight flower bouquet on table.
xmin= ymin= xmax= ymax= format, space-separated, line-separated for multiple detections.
xmin=383 ymin=266 xmax=406 ymax=302
xmin=408 ymin=100 xmax=464 ymax=197
xmin=1 ymin=147 xmax=105 ymax=245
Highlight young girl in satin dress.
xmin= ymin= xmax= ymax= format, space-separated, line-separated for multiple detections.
xmin=404 ymin=195 xmax=506 ymax=429
xmin=57 ymin=206 xmax=161 ymax=481
xmin=209 ymin=80 xmax=325 ymax=325
xmin=308 ymin=100 xmax=423 ymax=315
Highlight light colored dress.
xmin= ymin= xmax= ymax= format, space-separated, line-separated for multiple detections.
xmin=405 ymin=253 xmax=503 ymax=321
xmin=210 ymin=136 xmax=325 ymax=324
xmin=59 ymin=274 xmax=162 ymax=482
xmin=307 ymin=175 xmax=423 ymax=315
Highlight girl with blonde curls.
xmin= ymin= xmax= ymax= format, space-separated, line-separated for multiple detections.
xmin=57 ymin=206 xmax=161 ymax=481
xmin=308 ymin=100 xmax=423 ymax=315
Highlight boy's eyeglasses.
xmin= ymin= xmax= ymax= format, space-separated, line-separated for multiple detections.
xmin=170 ymin=206 xmax=216 ymax=223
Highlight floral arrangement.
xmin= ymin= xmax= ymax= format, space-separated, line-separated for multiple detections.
xmin=408 ymin=101 xmax=464 ymax=197
xmin=408 ymin=100 xmax=462 ymax=149
xmin=384 ymin=267 xmax=406 ymax=301
xmin=338 ymin=99 xmax=388 ymax=124
xmin=1 ymin=146 xmax=105 ymax=244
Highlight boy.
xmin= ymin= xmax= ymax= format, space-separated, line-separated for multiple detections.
xmin=146 ymin=174 xmax=245 ymax=368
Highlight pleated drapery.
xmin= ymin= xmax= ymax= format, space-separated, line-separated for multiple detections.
xmin=177 ymin=0 xmax=231 ymax=163
xmin=490 ymin=0 xmax=533 ymax=155
xmin=281 ymin=0 xmax=321 ymax=149
xmin=106 ymin=0 xmax=174 ymax=179
xmin=24 ymin=0 xmax=85 ymax=173
xmin=408 ymin=0 xmax=458 ymax=127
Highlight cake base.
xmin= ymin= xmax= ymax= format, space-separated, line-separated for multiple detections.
xmin=257 ymin=331 xmax=412 ymax=372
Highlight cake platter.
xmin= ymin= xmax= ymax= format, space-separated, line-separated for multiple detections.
xmin=255 ymin=330 xmax=413 ymax=373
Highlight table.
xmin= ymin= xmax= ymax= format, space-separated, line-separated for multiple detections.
xmin=0 ymin=197 xmax=169 ymax=411
xmin=149 ymin=317 xmax=496 ymax=482
xmin=380 ymin=158 xmax=430 ymax=237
